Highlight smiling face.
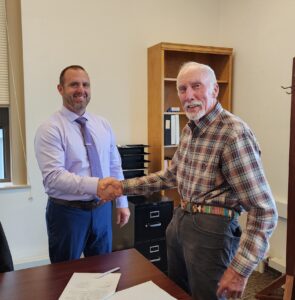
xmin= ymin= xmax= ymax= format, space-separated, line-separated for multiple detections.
xmin=177 ymin=63 xmax=219 ymax=122
xmin=57 ymin=67 xmax=91 ymax=116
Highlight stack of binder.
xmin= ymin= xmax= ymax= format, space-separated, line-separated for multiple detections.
xmin=164 ymin=114 xmax=180 ymax=146
xmin=117 ymin=144 xmax=149 ymax=179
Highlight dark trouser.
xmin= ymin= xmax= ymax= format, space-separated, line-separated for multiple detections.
xmin=166 ymin=207 xmax=241 ymax=300
xmin=46 ymin=200 xmax=112 ymax=263
xmin=0 ymin=222 xmax=14 ymax=272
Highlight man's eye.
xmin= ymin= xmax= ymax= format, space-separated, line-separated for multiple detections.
xmin=192 ymin=84 xmax=200 ymax=89
xmin=178 ymin=87 xmax=186 ymax=93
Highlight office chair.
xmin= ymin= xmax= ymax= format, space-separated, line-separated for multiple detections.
xmin=0 ymin=222 xmax=14 ymax=272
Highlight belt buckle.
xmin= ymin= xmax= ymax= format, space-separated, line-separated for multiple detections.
xmin=84 ymin=200 xmax=99 ymax=210
xmin=191 ymin=203 xmax=202 ymax=214
xmin=186 ymin=202 xmax=201 ymax=214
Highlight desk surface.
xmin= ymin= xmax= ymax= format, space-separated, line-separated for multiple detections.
xmin=0 ymin=248 xmax=192 ymax=300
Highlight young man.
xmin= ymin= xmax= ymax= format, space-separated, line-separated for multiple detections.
xmin=35 ymin=65 xmax=130 ymax=263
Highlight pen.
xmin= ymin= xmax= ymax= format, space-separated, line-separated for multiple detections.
xmin=96 ymin=267 xmax=120 ymax=279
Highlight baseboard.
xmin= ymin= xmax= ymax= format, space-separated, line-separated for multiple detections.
xmin=14 ymin=256 xmax=50 ymax=270
xmin=276 ymin=200 xmax=287 ymax=219
xmin=268 ymin=257 xmax=286 ymax=274
xmin=256 ymin=260 xmax=266 ymax=273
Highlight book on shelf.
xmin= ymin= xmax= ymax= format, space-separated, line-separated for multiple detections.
xmin=175 ymin=114 xmax=180 ymax=145
xmin=171 ymin=115 xmax=176 ymax=145
xmin=171 ymin=114 xmax=180 ymax=145
xmin=164 ymin=115 xmax=171 ymax=145
xmin=167 ymin=107 xmax=180 ymax=112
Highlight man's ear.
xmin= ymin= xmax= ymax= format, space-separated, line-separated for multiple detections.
xmin=212 ymin=83 xmax=219 ymax=98
xmin=57 ymin=84 xmax=63 ymax=95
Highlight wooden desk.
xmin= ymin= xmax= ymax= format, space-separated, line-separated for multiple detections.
xmin=0 ymin=248 xmax=192 ymax=300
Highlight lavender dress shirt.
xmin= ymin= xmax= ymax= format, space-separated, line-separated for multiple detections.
xmin=34 ymin=106 xmax=128 ymax=208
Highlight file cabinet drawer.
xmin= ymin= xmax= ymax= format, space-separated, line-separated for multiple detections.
xmin=134 ymin=202 xmax=173 ymax=242
xmin=135 ymin=238 xmax=167 ymax=271
xmin=112 ymin=194 xmax=173 ymax=273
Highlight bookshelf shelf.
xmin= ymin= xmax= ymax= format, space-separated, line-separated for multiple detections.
xmin=148 ymin=42 xmax=233 ymax=205
xmin=165 ymin=78 xmax=228 ymax=84
xmin=163 ymin=112 xmax=186 ymax=115
xmin=164 ymin=78 xmax=177 ymax=82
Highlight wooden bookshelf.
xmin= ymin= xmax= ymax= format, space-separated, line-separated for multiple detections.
xmin=147 ymin=42 xmax=233 ymax=205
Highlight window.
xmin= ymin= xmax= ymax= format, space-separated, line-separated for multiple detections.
xmin=0 ymin=0 xmax=26 ymax=187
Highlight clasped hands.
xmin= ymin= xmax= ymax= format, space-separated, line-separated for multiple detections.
xmin=97 ymin=177 xmax=123 ymax=201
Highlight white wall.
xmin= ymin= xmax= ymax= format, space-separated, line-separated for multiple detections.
xmin=0 ymin=0 xmax=221 ymax=266
xmin=0 ymin=0 xmax=291 ymax=270
xmin=218 ymin=0 xmax=295 ymax=269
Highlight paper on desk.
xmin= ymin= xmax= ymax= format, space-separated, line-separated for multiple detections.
xmin=59 ymin=272 xmax=121 ymax=300
xmin=109 ymin=281 xmax=177 ymax=300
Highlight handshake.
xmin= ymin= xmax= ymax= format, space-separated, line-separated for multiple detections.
xmin=97 ymin=177 xmax=123 ymax=201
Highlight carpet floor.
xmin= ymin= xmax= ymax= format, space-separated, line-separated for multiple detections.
xmin=242 ymin=267 xmax=284 ymax=299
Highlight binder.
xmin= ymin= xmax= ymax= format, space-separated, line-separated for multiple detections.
xmin=164 ymin=115 xmax=171 ymax=145
xmin=171 ymin=115 xmax=176 ymax=145
xmin=175 ymin=114 xmax=180 ymax=145
xmin=171 ymin=115 xmax=179 ymax=145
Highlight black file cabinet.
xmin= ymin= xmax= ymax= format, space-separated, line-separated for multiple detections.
xmin=112 ymin=194 xmax=173 ymax=273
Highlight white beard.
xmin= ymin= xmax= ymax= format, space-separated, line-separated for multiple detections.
xmin=185 ymin=110 xmax=205 ymax=121
xmin=183 ymin=100 xmax=205 ymax=121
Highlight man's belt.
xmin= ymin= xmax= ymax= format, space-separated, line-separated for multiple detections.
xmin=49 ymin=197 xmax=101 ymax=210
xmin=180 ymin=199 xmax=239 ymax=219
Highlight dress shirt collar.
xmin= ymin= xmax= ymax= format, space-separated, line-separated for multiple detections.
xmin=188 ymin=102 xmax=223 ymax=137
xmin=60 ymin=106 xmax=90 ymax=123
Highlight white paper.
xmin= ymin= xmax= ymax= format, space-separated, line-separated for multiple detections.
xmin=59 ymin=272 xmax=121 ymax=300
xmin=109 ymin=281 xmax=177 ymax=300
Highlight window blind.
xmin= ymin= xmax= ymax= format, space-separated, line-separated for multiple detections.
xmin=0 ymin=0 xmax=9 ymax=105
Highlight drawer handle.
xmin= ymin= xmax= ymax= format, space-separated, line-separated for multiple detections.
xmin=145 ymin=222 xmax=162 ymax=228
xmin=149 ymin=245 xmax=160 ymax=253
xmin=150 ymin=210 xmax=160 ymax=218
xmin=150 ymin=257 xmax=161 ymax=263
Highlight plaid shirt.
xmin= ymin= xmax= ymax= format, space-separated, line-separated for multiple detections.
xmin=122 ymin=102 xmax=278 ymax=277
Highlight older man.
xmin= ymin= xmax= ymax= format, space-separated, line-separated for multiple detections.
xmin=100 ymin=62 xmax=278 ymax=300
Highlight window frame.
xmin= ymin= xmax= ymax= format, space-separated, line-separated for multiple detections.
xmin=0 ymin=107 xmax=11 ymax=182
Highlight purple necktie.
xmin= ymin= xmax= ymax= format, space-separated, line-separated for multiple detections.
xmin=75 ymin=117 xmax=103 ymax=178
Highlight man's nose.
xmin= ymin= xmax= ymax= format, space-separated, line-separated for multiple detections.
xmin=76 ymin=84 xmax=85 ymax=92
xmin=185 ymin=86 xmax=194 ymax=100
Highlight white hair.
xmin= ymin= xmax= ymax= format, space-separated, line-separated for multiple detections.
xmin=176 ymin=62 xmax=217 ymax=87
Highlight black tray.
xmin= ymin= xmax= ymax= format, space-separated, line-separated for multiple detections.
xmin=118 ymin=144 xmax=149 ymax=155
xmin=123 ymin=169 xmax=146 ymax=179
xmin=122 ymin=160 xmax=149 ymax=170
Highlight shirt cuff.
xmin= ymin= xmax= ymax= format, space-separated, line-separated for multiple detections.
xmin=230 ymin=254 xmax=257 ymax=278
xmin=115 ymin=195 xmax=128 ymax=208
xmin=122 ymin=179 xmax=134 ymax=194
xmin=81 ymin=176 xmax=99 ymax=196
